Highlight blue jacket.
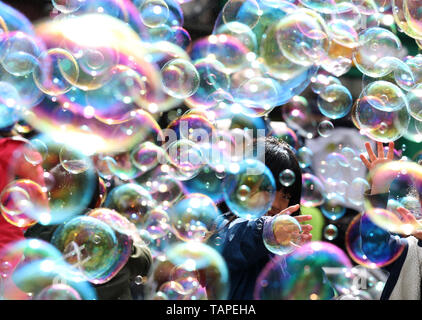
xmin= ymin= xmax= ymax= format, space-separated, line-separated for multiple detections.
xmin=213 ymin=215 xmax=271 ymax=300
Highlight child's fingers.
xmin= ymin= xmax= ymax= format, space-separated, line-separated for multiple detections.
xmin=365 ymin=142 xmax=377 ymax=162
xmin=397 ymin=207 xmax=416 ymax=224
xmin=280 ymin=204 xmax=300 ymax=216
xmin=387 ymin=142 xmax=395 ymax=160
xmin=300 ymin=225 xmax=313 ymax=232
xmin=377 ymin=141 xmax=384 ymax=159
xmin=294 ymin=215 xmax=312 ymax=223
xmin=359 ymin=154 xmax=371 ymax=169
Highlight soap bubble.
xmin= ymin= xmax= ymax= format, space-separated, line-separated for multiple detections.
xmin=263 ymin=214 xmax=302 ymax=255
xmin=279 ymin=169 xmax=296 ymax=187
xmin=317 ymin=84 xmax=352 ymax=119
xmin=323 ymin=224 xmax=338 ymax=241
xmin=51 ymin=215 xmax=121 ymax=284
xmin=168 ymin=193 xmax=220 ymax=242
xmin=317 ymin=120 xmax=335 ymax=137
xmin=0 ymin=179 xmax=48 ymax=228
xmin=255 ymin=241 xmax=353 ymax=300
xmin=223 ymin=159 xmax=276 ymax=220
xmin=161 ymin=59 xmax=200 ymax=99
xmin=301 ymin=173 xmax=326 ymax=207
xmin=104 ymin=183 xmax=155 ymax=227
xmin=222 ymin=0 xmax=261 ymax=31
xmin=353 ymin=27 xmax=402 ymax=77
xmin=139 ymin=0 xmax=170 ymax=28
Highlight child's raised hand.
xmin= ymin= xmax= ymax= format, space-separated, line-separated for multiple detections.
xmin=397 ymin=207 xmax=422 ymax=240
xmin=271 ymin=204 xmax=313 ymax=247
xmin=359 ymin=141 xmax=396 ymax=194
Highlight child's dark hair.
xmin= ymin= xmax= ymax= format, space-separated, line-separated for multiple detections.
xmin=263 ymin=136 xmax=302 ymax=209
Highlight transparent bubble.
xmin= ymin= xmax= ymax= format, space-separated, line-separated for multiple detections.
xmin=301 ymin=173 xmax=326 ymax=207
xmin=223 ymin=159 xmax=276 ymax=220
xmin=105 ymin=183 xmax=155 ymax=227
xmin=59 ymin=146 xmax=91 ymax=174
xmin=317 ymin=120 xmax=335 ymax=137
xmin=255 ymin=241 xmax=353 ymax=300
xmin=139 ymin=0 xmax=170 ymax=28
xmin=361 ymin=80 xmax=408 ymax=112
xmin=222 ymin=0 xmax=261 ymax=31
xmin=168 ymin=193 xmax=220 ymax=242
xmin=276 ymin=8 xmax=329 ymax=67
xmin=324 ymin=224 xmax=338 ymax=241
xmin=353 ymin=27 xmax=402 ymax=77
xmin=279 ymin=169 xmax=296 ymax=187
xmin=321 ymin=194 xmax=346 ymax=221
xmin=317 ymin=84 xmax=352 ymax=119
xmin=345 ymin=213 xmax=405 ymax=268
xmin=263 ymin=214 xmax=302 ymax=255
xmin=297 ymin=146 xmax=314 ymax=169
xmin=355 ymin=96 xmax=410 ymax=143
xmin=161 ymin=59 xmax=200 ymax=99
xmin=23 ymin=139 xmax=48 ymax=166
xmin=348 ymin=177 xmax=370 ymax=207
xmin=51 ymin=215 xmax=121 ymax=284
xmin=0 ymin=179 xmax=48 ymax=228
xmin=52 ymin=0 xmax=85 ymax=14
xmin=0 ymin=81 xmax=21 ymax=129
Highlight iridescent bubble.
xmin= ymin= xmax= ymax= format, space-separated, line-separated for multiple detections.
xmin=311 ymin=72 xmax=342 ymax=95
xmin=105 ymin=183 xmax=155 ymax=227
xmin=51 ymin=215 xmax=120 ymax=284
xmin=345 ymin=213 xmax=405 ymax=268
xmin=143 ymin=208 xmax=170 ymax=240
xmin=364 ymin=161 xmax=422 ymax=235
xmin=279 ymin=169 xmax=296 ymax=187
xmin=301 ymin=173 xmax=326 ymax=207
xmin=147 ymin=174 xmax=184 ymax=207
xmin=263 ymin=214 xmax=302 ymax=255
xmin=348 ymin=177 xmax=370 ymax=207
xmin=223 ymin=159 xmax=276 ymax=220
xmin=0 ymin=81 xmax=22 ymax=129
xmin=355 ymin=96 xmax=410 ymax=143
xmin=33 ymin=48 xmax=79 ymax=97
xmin=281 ymin=96 xmax=317 ymax=139
xmin=23 ymin=139 xmax=48 ymax=166
xmin=130 ymin=142 xmax=166 ymax=174
xmin=52 ymin=0 xmax=85 ymax=14
xmin=0 ymin=179 xmax=48 ymax=228
xmin=317 ymin=84 xmax=352 ymax=119
xmin=406 ymin=84 xmax=422 ymax=121
xmin=139 ymin=0 xmax=170 ymax=28
xmin=168 ymin=193 xmax=220 ymax=242
xmin=255 ymin=241 xmax=353 ymax=300
xmin=236 ymin=77 xmax=279 ymax=117
xmin=276 ymin=8 xmax=330 ymax=67
xmin=317 ymin=120 xmax=335 ymax=137
xmin=59 ymin=146 xmax=91 ymax=174
xmin=321 ymin=194 xmax=346 ymax=221
xmin=166 ymin=139 xmax=205 ymax=181
xmin=297 ymin=146 xmax=314 ymax=169
xmin=353 ymin=27 xmax=402 ymax=77
xmin=361 ymin=80 xmax=408 ymax=112
xmin=0 ymin=31 xmax=43 ymax=77
xmin=5 ymin=258 xmax=96 ymax=300
xmin=222 ymin=0 xmax=261 ymax=31
xmin=161 ymin=59 xmax=200 ymax=99
xmin=165 ymin=242 xmax=229 ymax=299
xmin=35 ymin=283 xmax=82 ymax=300
xmin=323 ymin=224 xmax=338 ymax=241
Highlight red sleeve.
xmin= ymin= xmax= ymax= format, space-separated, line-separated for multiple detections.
xmin=0 ymin=138 xmax=46 ymax=249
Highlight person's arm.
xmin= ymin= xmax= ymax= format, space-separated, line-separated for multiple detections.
xmin=359 ymin=142 xmax=407 ymax=271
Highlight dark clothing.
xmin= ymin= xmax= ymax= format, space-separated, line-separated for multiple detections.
xmin=215 ymin=215 xmax=271 ymax=300
xmin=25 ymin=223 xmax=152 ymax=300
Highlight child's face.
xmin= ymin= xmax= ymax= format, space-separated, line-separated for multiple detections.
xmin=267 ymin=191 xmax=291 ymax=216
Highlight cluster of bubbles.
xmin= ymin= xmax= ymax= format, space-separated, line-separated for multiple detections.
xmin=0 ymin=0 xmax=422 ymax=301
